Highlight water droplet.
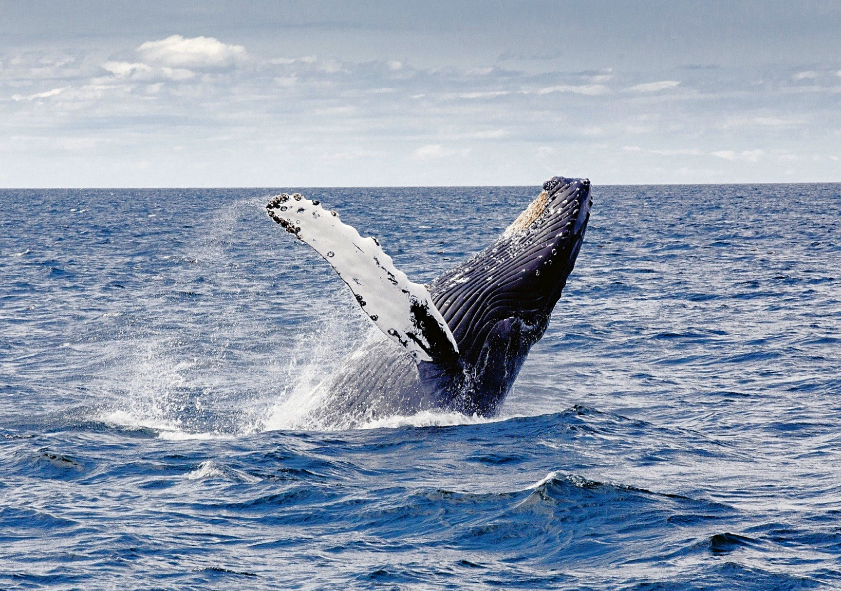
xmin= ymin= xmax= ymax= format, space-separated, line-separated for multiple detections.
xmin=535 ymin=269 xmax=541 ymax=276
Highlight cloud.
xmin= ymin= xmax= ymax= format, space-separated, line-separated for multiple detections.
xmin=270 ymin=56 xmax=317 ymax=66
xmin=269 ymin=55 xmax=346 ymax=74
xmin=102 ymin=61 xmax=152 ymax=78
xmin=136 ymin=35 xmax=246 ymax=69
xmin=533 ymin=84 xmax=610 ymax=96
xmin=720 ymin=115 xmax=806 ymax=129
xmin=101 ymin=60 xmax=195 ymax=81
xmin=794 ymin=71 xmax=819 ymax=80
xmin=623 ymin=146 xmax=703 ymax=156
xmin=412 ymin=144 xmax=470 ymax=160
xmin=712 ymin=149 xmax=765 ymax=162
xmin=458 ymin=90 xmax=512 ymax=99
xmin=469 ymin=129 xmax=508 ymax=139
xmin=625 ymin=80 xmax=680 ymax=92
xmin=11 ymin=87 xmax=66 ymax=101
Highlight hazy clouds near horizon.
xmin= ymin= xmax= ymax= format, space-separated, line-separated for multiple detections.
xmin=2 ymin=1 xmax=839 ymax=187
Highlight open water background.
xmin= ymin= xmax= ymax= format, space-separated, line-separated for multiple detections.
xmin=1 ymin=184 xmax=840 ymax=589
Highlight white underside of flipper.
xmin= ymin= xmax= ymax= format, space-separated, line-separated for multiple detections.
xmin=267 ymin=193 xmax=459 ymax=364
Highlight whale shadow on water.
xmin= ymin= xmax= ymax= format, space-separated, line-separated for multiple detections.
xmin=266 ymin=176 xmax=592 ymax=429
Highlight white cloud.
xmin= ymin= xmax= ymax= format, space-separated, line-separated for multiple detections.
xmin=161 ymin=67 xmax=195 ymax=81
xmin=137 ymin=35 xmax=245 ymax=69
xmin=752 ymin=116 xmax=803 ymax=127
xmin=274 ymin=75 xmax=297 ymax=87
xmin=412 ymin=144 xmax=470 ymax=160
xmin=469 ymin=129 xmax=508 ymax=139
xmin=102 ymin=61 xmax=153 ymax=79
xmin=11 ymin=87 xmax=66 ymax=101
xmin=626 ymin=80 xmax=681 ymax=92
xmin=466 ymin=66 xmax=495 ymax=76
xmin=624 ymin=146 xmax=702 ymax=156
xmin=533 ymin=84 xmax=610 ymax=96
xmin=721 ymin=115 xmax=805 ymax=129
xmin=459 ymin=90 xmax=512 ymax=99
xmin=270 ymin=55 xmax=318 ymax=66
xmin=712 ymin=149 xmax=765 ymax=162
xmin=102 ymin=61 xmax=194 ymax=81
xmin=580 ymin=126 xmax=604 ymax=136
xmin=794 ymin=71 xmax=819 ymax=80
xmin=387 ymin=60 xmax=403 ymax=71
xmin=316 ymin=59 xmax=343 ymax=74
xmin=269 ymin=55 xmax=344 ymax=74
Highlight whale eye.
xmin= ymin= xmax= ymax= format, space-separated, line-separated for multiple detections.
xmin=327 ymin=251 xmax=335 ymax=257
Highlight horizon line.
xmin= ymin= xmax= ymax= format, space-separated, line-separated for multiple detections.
xmin=2 ymin=180 xmax=840 ymax=190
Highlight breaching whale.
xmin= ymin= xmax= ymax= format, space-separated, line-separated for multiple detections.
xmin=267 ymin=176 xmax=591 ymax=426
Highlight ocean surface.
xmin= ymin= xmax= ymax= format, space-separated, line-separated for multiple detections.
xmin=1 ymin=184 xmax=840 ymax=590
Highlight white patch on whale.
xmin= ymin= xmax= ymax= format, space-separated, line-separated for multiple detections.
xmin=267 ymin=193 xmax=458 ymax=363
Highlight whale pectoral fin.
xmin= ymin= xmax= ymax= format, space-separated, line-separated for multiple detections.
xmin=267 ymin=193 xmax=459 ymax=364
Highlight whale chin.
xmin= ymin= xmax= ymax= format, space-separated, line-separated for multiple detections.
xmin=267 ymin=175 xmax=592 ymax=426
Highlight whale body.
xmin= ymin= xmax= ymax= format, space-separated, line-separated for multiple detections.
xmin=267 ymin=176 xmax=592 ymax=426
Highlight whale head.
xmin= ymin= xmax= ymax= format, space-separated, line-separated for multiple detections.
xmin=426 ymin=176 xmax=592 ymax=413
xmin=499 ymin=176 xmax=592 ymax=314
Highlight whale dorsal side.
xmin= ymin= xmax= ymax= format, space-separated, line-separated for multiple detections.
xmin=267 ymin=193 xmax=459 ymax=365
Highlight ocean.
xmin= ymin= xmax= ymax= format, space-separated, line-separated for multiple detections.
xmin=1 ymin=184 xmax=840 ymax=589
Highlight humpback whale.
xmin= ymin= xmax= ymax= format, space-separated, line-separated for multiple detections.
xmin=267 ymin=176 xmax=591 ymax=426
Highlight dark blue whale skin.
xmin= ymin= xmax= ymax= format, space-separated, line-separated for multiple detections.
xmin=318 ymin=176 xmax=592 ymax=425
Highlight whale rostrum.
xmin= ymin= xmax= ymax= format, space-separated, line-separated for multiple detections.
xmin=267 ymin=176 xmax=592 ymax=426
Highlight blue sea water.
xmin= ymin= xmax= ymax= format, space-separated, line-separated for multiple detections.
xmin=1 ymin=184 xmax=840 ymax=590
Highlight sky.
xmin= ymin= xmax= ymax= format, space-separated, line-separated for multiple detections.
xmin=1 ymin=0 xmax=840 ymax=187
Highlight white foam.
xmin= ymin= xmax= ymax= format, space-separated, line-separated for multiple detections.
xmin=184 ymin=460 xmax=261 ymax=482
xmin=358 ymin=409 xmax=498 ymax=430
xmin=259 ymin=322 xmax=376 ymax=432
xmin=185 ymin=461 xmax=227 ymax=480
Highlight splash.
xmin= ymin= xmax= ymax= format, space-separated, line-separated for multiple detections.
xmin=93 ymin=194 xmax=495 ymax=437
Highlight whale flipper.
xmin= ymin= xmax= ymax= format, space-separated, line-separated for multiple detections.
xmin=267 ymin=193 xmax=459 ymax=364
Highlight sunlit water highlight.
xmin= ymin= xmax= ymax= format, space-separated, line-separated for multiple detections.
xmin=1 ymin=185 xmax=840 ymax=589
